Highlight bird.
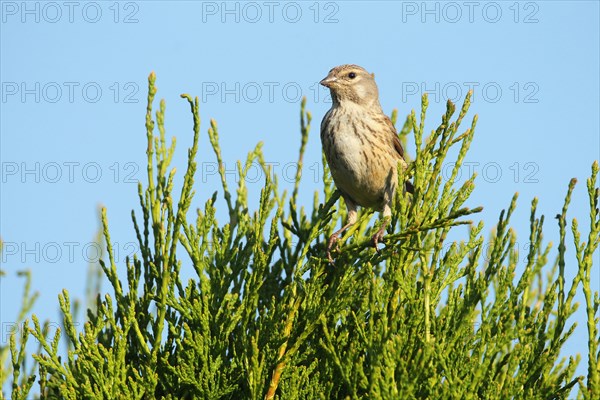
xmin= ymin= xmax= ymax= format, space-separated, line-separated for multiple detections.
xmin=320 ymin=64 xmax=413 ymax=262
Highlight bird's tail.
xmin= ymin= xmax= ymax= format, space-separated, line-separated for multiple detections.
xmin=405 ymin=180 xmax=414 ymax=194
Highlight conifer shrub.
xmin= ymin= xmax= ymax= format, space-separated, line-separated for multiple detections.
xmin=2 ymin=72 xmax=599 ymax=399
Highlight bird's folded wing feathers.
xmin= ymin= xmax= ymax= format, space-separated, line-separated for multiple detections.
xmin=384 ymin=114 xmax=414 ymax=194
xmin=383 ymin=114 xmax=405 ymax=159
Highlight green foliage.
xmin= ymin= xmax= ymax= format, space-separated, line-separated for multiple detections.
xmin=0 ymin=260 xmax=40 ymax=400
xmin=2 ymin=73 xmax=599 ymax=399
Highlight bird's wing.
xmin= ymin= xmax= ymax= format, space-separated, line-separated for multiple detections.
xmin=384 ymin=114 xmax=414 ymax=194
xmin=383 ymin=114 xmax=405 ymax=159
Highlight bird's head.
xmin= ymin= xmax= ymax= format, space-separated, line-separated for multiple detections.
xmin=320 ymin=64 xmax=380 ymax=107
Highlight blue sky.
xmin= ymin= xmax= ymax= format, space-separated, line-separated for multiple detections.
xmin=1 ymin=0 xmax=599 ymax=387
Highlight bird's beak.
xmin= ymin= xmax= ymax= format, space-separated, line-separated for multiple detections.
xmin=320 ymin=75 xmax=337 ymax=88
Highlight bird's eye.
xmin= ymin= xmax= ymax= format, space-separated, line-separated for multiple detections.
xmin=348 ymin=72 xmax=356 ymax=79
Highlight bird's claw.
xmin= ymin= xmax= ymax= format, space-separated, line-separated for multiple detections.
xmin=327 ymin=233 xmax=340 ymax=263
xmin=371 ymin=227 xmax=386 ymax=252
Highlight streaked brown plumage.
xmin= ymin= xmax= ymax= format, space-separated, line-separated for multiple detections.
xmin=320 ymin=64 xmax=412 ymax=261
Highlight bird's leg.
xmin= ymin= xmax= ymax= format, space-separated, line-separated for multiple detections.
xmin=372 ymin=204 xmax=391 ymax=250
xmin=327 ymin=219 xmax=355 ymax=261
xmin=372 ymin=177 xmax=395 ymax=250
xmin=327 ymin=196 xmax=357 ymax=262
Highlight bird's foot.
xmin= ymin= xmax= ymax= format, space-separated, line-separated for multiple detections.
xmin=371 ymin=226 xmax=386 ymax=252
xmin=327 ymin=233 xmax=340 ymax=263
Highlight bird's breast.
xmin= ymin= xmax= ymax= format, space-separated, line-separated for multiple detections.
xmin=321 ymin=108 xmax=400 ymax=208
